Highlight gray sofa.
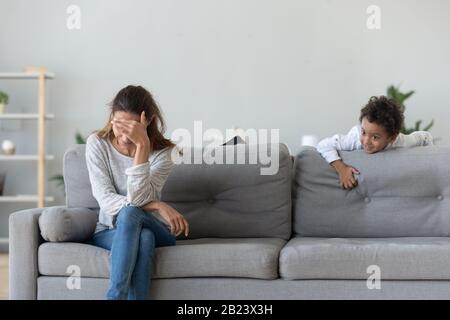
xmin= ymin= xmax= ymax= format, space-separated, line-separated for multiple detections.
xmin=9 ymin=143 xmax=450 ymax=300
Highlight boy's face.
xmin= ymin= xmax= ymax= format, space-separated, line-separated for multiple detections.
xmin=360 ymin=117 xmax=397 ymax=154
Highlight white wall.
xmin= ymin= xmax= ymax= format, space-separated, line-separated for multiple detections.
xmin=0 ymin=0 xmax=449 ymax=238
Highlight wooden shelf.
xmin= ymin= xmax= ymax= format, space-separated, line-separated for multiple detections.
xmin=0 ymin=155 xmax=55 ymax=161
xmin=0 ymin=113 xmax=55 ymax=120
xmin=0 ymin=72 xmax=55 ymax=79
xmin=0 ymin=195 xmax=55 ymax=203
xmin=0 ymin=69 xmax=54 ymax=207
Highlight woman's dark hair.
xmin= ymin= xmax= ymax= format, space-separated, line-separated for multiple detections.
xmin=97 ymin=85 xmax=175 ymax=151
xmin=359 ymin=95 xmax=404 ymax=137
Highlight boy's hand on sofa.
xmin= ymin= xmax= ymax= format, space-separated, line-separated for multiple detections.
xmin=331 ymin=160 xmax=359 ymax=190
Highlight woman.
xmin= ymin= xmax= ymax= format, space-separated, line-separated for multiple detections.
xmin=85 ymin=85 xmax=189 ymax=300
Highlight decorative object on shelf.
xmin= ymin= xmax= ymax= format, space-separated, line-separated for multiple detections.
xmin=387 ymin=85 xmax=434 ymax=134
xmin=1 ymin=139 xmax=16 ymax=155
xmin=0 ymin=172 xmax=5 ymax=196
xmin=301 ymin=135 xmax=319 ymax=147
xmin=0 ymin=90 xmax=9 ymax=114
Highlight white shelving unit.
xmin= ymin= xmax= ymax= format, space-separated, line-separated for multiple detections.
xmin=0 ymin=72 xmax=55 ymax=79
xmin=0 ymin=70 xmax=55 ymax=210
xmin=0 ymin=195 xmax=55 ymax=203
xmin=0 ymin=113 xmax=55 ymax=120
xmin=0 ymin=155 xmax=55 ymax=160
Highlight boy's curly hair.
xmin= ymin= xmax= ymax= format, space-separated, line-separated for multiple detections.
xmin=359 ymin=96 xmax=404 ymax=137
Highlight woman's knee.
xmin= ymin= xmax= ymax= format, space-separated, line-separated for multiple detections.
xmin=116 ymin=206 xmax=145 ymax=226
xmin=139 ymin=228 xmax=156 ymax=250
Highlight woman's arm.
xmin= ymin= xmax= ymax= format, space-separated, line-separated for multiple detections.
xmin=134 ymin=141 xmax=151 ymax=166
xmin=86 ymin=135 xmax=128 ymax=216
xmin=112 ymin=112 xmax=176 ymax=207
xmin=125 ymin=147 xmax=175 ymax=207
xmin=142 ymin=200 xmax=189 ymax=237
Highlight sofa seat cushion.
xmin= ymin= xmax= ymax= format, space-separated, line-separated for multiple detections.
xmin=280 ymin=237 xmax=450 ymax=280
xmin=38 ymin=238 xmax=286 ymax=280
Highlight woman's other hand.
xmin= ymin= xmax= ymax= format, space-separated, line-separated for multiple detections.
xmin=142 ymin=201 xmax=189 ymax=237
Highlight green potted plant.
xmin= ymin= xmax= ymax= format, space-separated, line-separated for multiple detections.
xmin=0 ymin=91 xmax=9 ymax=114
xmin=387 ymin=85 xmax=434 ymax=134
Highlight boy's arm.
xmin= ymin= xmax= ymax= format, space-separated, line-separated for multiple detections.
xmin=316 ymin=126 xmax=361 ymax=190
xmin=393 ymin=131 xmax=434 ymax=148
xmin=316 ymin=125 xmax=361 ymax=163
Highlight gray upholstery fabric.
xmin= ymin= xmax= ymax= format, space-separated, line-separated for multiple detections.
xmin=38 ymin=242 xmax=111 ymax=279
xmin=38 ymin=207 xmax=98 ymax=242
xmin=280 ymin=237 xmax=450 ymax=280
xmin=64 ymin=145 xmax=99 ymax=208
xmin=64 ymin=143 xmax=293 ymax=239
xmin=13 ymin=145 xmax=450 ymax=300
xmin=38 ymin=238 xmax=286 ymax=280
xmin=38 ymin=277 xmax=108 ymax=300
xmin=154 ymin=238 xmax=285 ymax=279
xmin=9 ymin=208 xmax=45 ymax=300
xmin=161 ymin=144 xmax=292 ymax=239
xmin=37 ymin=277 xmax=450 ymax=300
xmin=293 ymin=146 xmax=450 ymax=237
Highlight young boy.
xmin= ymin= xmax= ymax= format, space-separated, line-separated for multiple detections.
xmin=316 ymin=96 xmax=433 ymax=190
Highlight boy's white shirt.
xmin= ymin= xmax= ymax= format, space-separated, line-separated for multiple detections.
xmin=316 ymin=125 xmax=434 ymax=164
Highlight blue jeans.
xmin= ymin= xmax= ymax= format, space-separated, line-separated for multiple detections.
xmin=87 ymin=206 xmax=176 ymax=300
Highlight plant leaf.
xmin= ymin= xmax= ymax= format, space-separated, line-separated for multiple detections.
xmin=423 ymin=119 xmax=434 ymax=131
xmin=49 ymin=174 xmax=65 ymax=189
xmin=403 ymin=90 xmax=415 ymax=101
xmin=49 ymin=174 xmax=64 ymax=182
xmin=414 ymin=120 xmax=422 ymax=131
xmin=75 ymin=131 xmax=86 ymax=144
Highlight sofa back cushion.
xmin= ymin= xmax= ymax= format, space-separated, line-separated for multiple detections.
xmin=293 ymin=146 xmax=450 ymax=237
xmin=64 ymin=143 xmax=292 ymax=239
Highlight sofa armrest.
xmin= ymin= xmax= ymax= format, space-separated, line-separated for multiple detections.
xmin=9 ymin=207 xmax=52 ymax=300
